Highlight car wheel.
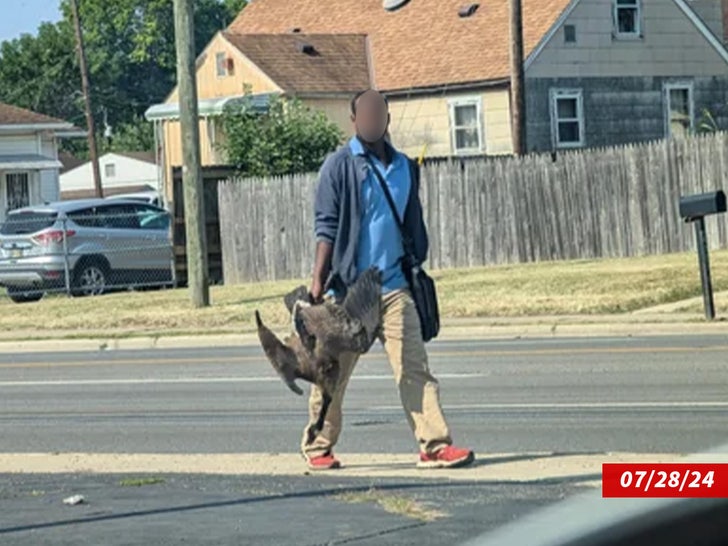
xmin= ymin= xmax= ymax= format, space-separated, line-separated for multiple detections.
xmin=72 ymin=259 xmax=108 ymax=297
xmin=6 ymin=286 xmax=44 ymax=304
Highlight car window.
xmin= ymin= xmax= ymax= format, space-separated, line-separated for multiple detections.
xmin=0 ymin=211 xmax=58 ymax=235
xmin=98 ymin=204 xmax=141 ymax=230
xmin=136 ymin=205 xmax=170 ymax=231
xmin=67 ymin=207 xmax=101 ymax=228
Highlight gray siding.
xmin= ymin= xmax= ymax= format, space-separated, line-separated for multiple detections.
xmin=526 ymin=76 xmax=728 ymax=152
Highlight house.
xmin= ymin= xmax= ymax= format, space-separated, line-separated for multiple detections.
xmin=148 ymin=0 xmax=728 ymax=205
xmin=227 ymin=0 xmax=728 ymax=155
xmin=0 ymin=102 xmax=79 ymax=221
xmin=59 ymin=151 xmax=161 ymax=200
xmin=145 ymin=32 xmax=370 ymax=200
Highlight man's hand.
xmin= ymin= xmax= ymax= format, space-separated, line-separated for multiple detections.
xmin=309 ymin=277 xmax=324 ymax=303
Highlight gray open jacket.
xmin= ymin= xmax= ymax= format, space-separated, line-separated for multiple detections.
xmin=314 ymin=143 xmax=429 ymax=294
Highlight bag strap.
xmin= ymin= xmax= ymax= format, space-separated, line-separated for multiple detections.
xmin=363 ymin=154 xmax=415 ymax=254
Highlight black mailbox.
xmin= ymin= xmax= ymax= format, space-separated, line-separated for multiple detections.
xmin=678 ymin=189 xmax=727 ymax=321
xmin=679 ymin=190 xmax=726 ymax=221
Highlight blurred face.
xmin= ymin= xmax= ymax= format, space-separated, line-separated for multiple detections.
xmin=352 ymin=91 xmax=390 ymax=144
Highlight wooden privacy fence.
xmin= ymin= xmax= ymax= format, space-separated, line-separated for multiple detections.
xmin=218 ymin=133 xmax=728 ymax=283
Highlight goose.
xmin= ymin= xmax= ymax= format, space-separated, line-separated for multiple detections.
xmin=255 ymin=267 xmax=382 ymax=444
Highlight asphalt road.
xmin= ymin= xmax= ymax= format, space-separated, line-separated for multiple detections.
xmin=0 ymin=334 xmax=727 ymax=455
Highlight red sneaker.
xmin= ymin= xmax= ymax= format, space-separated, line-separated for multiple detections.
xmin=305 ymin=452 xmax=341 ymax=471
xmin=417 ymin=446 xmax=475 ymax=469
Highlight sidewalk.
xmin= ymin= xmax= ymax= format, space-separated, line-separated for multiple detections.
xmin=0 ymin=451 xmax=681 ymax=484
xmin=0 ymin=312 xmax=723 ymax=354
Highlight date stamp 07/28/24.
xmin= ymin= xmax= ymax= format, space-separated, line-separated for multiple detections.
xmin=602 ymin=464 xmax=728 ymax=498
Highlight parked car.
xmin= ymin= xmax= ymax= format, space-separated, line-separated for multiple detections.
xmin=0 ymin=199 xmax=174 ymax=303
xmin=106 ymin=190 xmax=163 ymax=208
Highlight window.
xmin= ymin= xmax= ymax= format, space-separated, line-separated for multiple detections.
xmin=1 ymin=211 xmax=57 ymax=235
xmin=98 ymin=204 xmax=141 ymax=230
xmin=665 ymin=83 xmax=694 ymax=138
xmin=215 ymin=52 xmax=228 ymax=77
xmin=564 ymin=24 xmax=577 ymax=44
xmin=550 ymin=89 xmax=585 ymax=149
xmin=136 ymin=206 xmax=170 ymax=231
xmin=105 ymin=163 xmax=116 ymax=178
xmin=5 ymin=173 xmax=30 ymax=212
xmin=68 ymin=207 xmax=102 ymax=228
xmin=449 ymin=98 xmax=484 ymax=155
xmin=614 ymin=0 xmax=641 ymax=37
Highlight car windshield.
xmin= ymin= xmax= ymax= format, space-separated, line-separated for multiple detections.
xmin=0 ymin=211 xmax=58 ymax=235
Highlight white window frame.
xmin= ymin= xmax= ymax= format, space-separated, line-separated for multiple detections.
xmin=4 ymin=171 xmax=33 ymax=213
xmin=664 ymin=82 xmax=695 ymax=138
xmin=215 ymin=52 xmax=227 ymax=78
xmin=105 ymin=163 xmax=116 ymax=178
xmin=448 ymin=97 xmax=485 ymax=155
xmin=613 ymin=0 xmax=642 ymax=39
xmin=550 ymin=88 xmax=585 ymax=149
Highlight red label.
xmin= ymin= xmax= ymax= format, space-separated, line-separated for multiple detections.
xmin=602 ymin=464 xmax=728 ymax=498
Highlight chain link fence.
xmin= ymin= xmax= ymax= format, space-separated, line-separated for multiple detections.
xmin=0 ymin=207 xmax=176 ymax=304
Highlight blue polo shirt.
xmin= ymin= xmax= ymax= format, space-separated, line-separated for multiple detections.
xmin=349 ymin=137 xmax=411 ymax=293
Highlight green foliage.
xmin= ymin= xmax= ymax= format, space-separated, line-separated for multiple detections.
xmin=0 ymin=0 xmax=247 ymax=154
xmin=0 ymin=21 xmax=82 ymax=126
xmin=698 ymin=108 xmax=720 ymax=134
xmin=101 ymin=115 xmax=156 ymax=154
xmin=221 ymin=96 xmax=344 ymax=177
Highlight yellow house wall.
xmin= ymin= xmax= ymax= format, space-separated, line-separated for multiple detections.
xmin=387 ymin=89 xmax=513 ymax=159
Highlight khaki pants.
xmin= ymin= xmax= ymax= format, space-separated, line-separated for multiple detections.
xmin=301 ymin=289 xmax=452 ymax=458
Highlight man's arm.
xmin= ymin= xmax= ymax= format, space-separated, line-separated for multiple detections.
xmin=310 ymin=241 xmax=333 ymax=302
xmin=311 ymin=157 xmax=340 ymax=301
xmin=408 ymin=160 xmax=429 ymax=264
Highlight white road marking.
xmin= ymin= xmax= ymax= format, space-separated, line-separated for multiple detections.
xmin=371 ymin=402 xmax=728 ymax=411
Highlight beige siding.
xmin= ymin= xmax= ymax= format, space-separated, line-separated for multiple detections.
xmin=161 ymin=32 xmax=285 ymax=196
xmin=527 ymin=0 xmax=728 ymax=78
xmin=166 ymin=33 xmax=280 ymax=103
xmin=163 ymin=118 xmax=224 ymax=168
xmin=388 ymin=90 xmax=513 ymax=159
xmin=302 ymin=98 xmax=354 ymax=138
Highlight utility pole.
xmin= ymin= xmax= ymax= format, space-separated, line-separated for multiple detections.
xmin=69 ymin=0 xmax=103 ymax=198
xmin=509 ymin=0 xmax=527 ymax=156
xmin=173 ymin=0 xmax=210 ymax=307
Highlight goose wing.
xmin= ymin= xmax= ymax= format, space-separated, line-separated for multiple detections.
xmin=255 ymin=311 xmax=304 ymax=395
xmin=294 ymin=267 xmax=382 ymax=354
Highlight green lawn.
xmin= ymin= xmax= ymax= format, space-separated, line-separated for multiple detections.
xmin=0 ymin=250 xmax=725 ymax=340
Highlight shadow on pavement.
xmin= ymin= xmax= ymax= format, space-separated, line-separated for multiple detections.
xmin=0 ymin=474 xmax=601 ymax=535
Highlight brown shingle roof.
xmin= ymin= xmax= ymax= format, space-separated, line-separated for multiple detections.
xmin=229 ymin=0 xmax=572 ymax=92
xmin=0 ymin=101 xmax=70 ymax=126
xmin=223 ymin=33 xmax=370 ymax=94
xmin=115 ymin=151 xmax=156 ymax=164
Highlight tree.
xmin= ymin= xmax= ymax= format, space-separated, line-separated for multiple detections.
xmin=221 ymin=96 xmax=344 ymax=177
xmin=0 ymin=0 xmax=248 ymax=153
xmin=101 ymin=116 xmax=156 ymax=154
xmin=0 ymin=22 xmax=83 ymax=126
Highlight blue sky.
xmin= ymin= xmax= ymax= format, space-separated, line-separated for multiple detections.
xmin=0 ymin=0 xmax=61 ymax=43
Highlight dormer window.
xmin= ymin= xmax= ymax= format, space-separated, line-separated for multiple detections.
xmin=614 ymin=0 xmax=641 ymax=38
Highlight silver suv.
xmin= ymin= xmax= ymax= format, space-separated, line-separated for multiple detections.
xmin=0 ymin=199 xmax=174 ymax=303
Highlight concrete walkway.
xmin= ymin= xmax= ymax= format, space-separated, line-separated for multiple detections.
xmin=0 ymin=452 xmax=686 ymax=486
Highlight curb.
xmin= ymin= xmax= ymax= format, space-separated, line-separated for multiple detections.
xmin=0 ymin=319 xmax=725 ymax=354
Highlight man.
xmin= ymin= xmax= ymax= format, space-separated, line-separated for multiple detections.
xmin=303 ymin=89 xmax=475 ymax=471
